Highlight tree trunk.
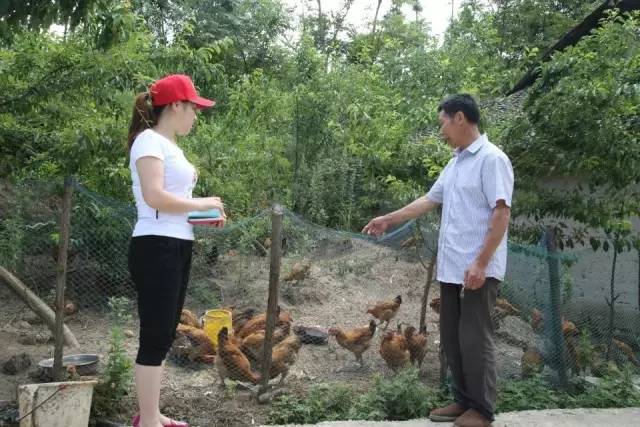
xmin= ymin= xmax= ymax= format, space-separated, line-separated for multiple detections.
xmin=371 ymin=0 xmax=383 ymax=35
xmin=316 ymin=0 xmax=325 ymax=51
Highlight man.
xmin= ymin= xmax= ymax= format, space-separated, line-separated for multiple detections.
xmin=362 ymin=94 xmax=513 ymax=427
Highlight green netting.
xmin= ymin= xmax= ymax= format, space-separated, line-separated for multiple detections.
xmin=1 ymin=178 xmax=639 ymax=405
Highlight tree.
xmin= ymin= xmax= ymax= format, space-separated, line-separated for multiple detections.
xmin=504 ymin=11 xmax=640 ymax=249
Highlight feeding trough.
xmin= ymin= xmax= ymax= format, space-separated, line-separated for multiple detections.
xmin=38 ymin=353 xmax=100 ymax=376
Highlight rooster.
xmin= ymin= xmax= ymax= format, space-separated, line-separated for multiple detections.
xmin=380 ymin=330 xmax=410 ymax=372
xmin=216 ymin=327 xmax=261 ymax=387
xmin=367 ymin=295 xmax=402 ymax=329
xmin=328 ymin=320 xmax=377 ymax=369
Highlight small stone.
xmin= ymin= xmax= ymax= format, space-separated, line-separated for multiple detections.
xmin=496 ymin=315 xmax=534 ymax=349
xmin=22 ymin=313 xmax=43 ymax=325
xmin=15 ymin=320 xmax=31 ymax=330
xmin=18 ymin=332 xmax=52 ymax=345
xmin=2 ymin=353 xmax=32 ymax=375
xmin=124 ymin=330 xmax=135 ymax=338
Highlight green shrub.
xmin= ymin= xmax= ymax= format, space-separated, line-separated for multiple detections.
xmin=91 ymin=297 xmax=134 ymax=419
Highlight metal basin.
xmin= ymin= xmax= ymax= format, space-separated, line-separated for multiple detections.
xmin=38 ymin=354 xmax=100 ymax=376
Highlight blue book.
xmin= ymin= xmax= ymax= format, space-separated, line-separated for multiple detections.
xmin=188 ymin=208 xmax=223 ymax=225
xmin=188 ymin=208 xmax=222 ymax=219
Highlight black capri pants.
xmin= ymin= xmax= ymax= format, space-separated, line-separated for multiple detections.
xmin=128 ymin=235 xmax=193 ymax=366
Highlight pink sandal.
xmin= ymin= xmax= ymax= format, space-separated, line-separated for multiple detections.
xmin=132 ymin=414 xmax=189 ymax=427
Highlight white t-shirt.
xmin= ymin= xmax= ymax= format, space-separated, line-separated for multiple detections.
xmin=129 ymin=129 xmax=197 ymax=241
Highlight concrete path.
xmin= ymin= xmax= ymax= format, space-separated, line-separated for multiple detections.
xmin=263 ymin=407 xmax=640 ymax=426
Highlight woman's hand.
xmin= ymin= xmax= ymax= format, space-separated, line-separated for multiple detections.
xmin=196 ymin=196 xmax=224 ymax=212
xmin=195 ymin=197 xmax=227 ymax=227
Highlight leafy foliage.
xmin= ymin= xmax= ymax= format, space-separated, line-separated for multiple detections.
xmin=267 ymin=368 xmax=450 ymax=424
xmin=91 ymin=296 xmax=134 ymax=419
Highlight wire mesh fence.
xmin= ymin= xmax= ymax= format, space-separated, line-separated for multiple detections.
xmin=1 ymin=177 xmax=639 ymax=416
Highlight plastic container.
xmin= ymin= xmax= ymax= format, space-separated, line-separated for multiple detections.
xmin=202 ymin=309 xmax=233 ymax=349
xmin=18 ymin=380 xmax=97 ymax=427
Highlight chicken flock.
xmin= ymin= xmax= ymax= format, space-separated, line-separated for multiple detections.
xmin=173 ymin=288 xmax=639 ymax=391
xmin=172 ymin=293 xmax=430 ymax=391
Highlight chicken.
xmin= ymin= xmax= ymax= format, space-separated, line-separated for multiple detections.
xmin=367 ymin=295 xmax=402 ymax=329
xmin=283 ymin=259 xmax=311 ymax=282
xmin=236 ymin=306 xmax=293 ymax=339
xmin=404 ymin=325 xmax=427 ymax=369
xmin=612 ymin=338 xmax=640 ymax=366
xmin=216 ymin=327 xmax=261 ymax=386
xmin=495 ymin=298 xmax=520 ymax=316
xmin=64 ymin=300 xmax=78 ymax=316
xmin=531 ymin=308 xmax=543 ymax=332
xmin=269 ymin=335 xmax=303 ymax=385
xmin=180 ymin=308 xmax=201 ymax=329
xmin=400 ymin=236 xmax=417 ymax=249
xmin=562 ymin=319 xmax=577 ymax=337
xmin=429 ymin=297 xmax=441 ymax=315
xmin=175 ymin=323 xmax=216 ymax=363
xmin=521 ymin=345 xmax=544 ymax=378
xmin=232 ymin=307 xmax=259 ymax=335
xmin=379 ymin=330 xmax=410 ymax=372
xmin=241 ymin=323 xmax=291 ymax=363
xmin=328 ymin=320 xmax=377 ymax=368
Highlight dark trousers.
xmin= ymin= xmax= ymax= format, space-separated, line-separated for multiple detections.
xmin=440 ymin=279 xmax=499 ymax=421
xmin=128 ymin=235 xmax=193 ymax=366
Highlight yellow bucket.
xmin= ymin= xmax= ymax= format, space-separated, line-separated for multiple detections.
xmin=202 ymin=309 xmax=233 ymax=349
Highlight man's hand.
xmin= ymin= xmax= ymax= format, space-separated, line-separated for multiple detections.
xmin=362 ymin=216 xmax=390 ymax=237
xmin=464 ymin=260 xmax=487 ymax=290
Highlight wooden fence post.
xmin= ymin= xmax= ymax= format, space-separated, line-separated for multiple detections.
xmin=419 ymin=253 xmax=437 ymax=334
xmin=259 ymin=204 xmax=284 ymax=399
xmin=53 ymin=177 xmax=73 ymax=381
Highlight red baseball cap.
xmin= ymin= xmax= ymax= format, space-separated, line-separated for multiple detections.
xmin=150 ymin=74 xmax=215 ymax=109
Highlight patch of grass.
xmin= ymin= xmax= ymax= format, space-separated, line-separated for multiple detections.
xmin=268 ymin=366 xmax=640 ymax=424
xmin=267 ymin=368 xmax=450 ymax=424
xmin=497 ymin=365 xmax=640 ymax=413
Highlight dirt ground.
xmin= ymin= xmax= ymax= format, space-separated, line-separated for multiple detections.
xmin=0 ymin=238 xmax=524 ymax=426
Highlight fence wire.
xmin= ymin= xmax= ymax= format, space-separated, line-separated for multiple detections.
xmin=1 ymin=178 xmax=639 ymax=415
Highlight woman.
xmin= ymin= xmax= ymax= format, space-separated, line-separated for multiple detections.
xmin=127 ymin=74 xmax=224 ymax=427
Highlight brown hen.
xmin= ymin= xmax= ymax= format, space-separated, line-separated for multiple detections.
xmin=328 ymin=320 xmax=377 ymax=368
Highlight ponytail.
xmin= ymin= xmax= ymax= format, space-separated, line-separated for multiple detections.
xmin=127 ymin=91 xmax=166 ymax=150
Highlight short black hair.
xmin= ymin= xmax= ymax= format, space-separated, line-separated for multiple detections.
xmin=437 ymin=94 xmax=480 ymax=124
